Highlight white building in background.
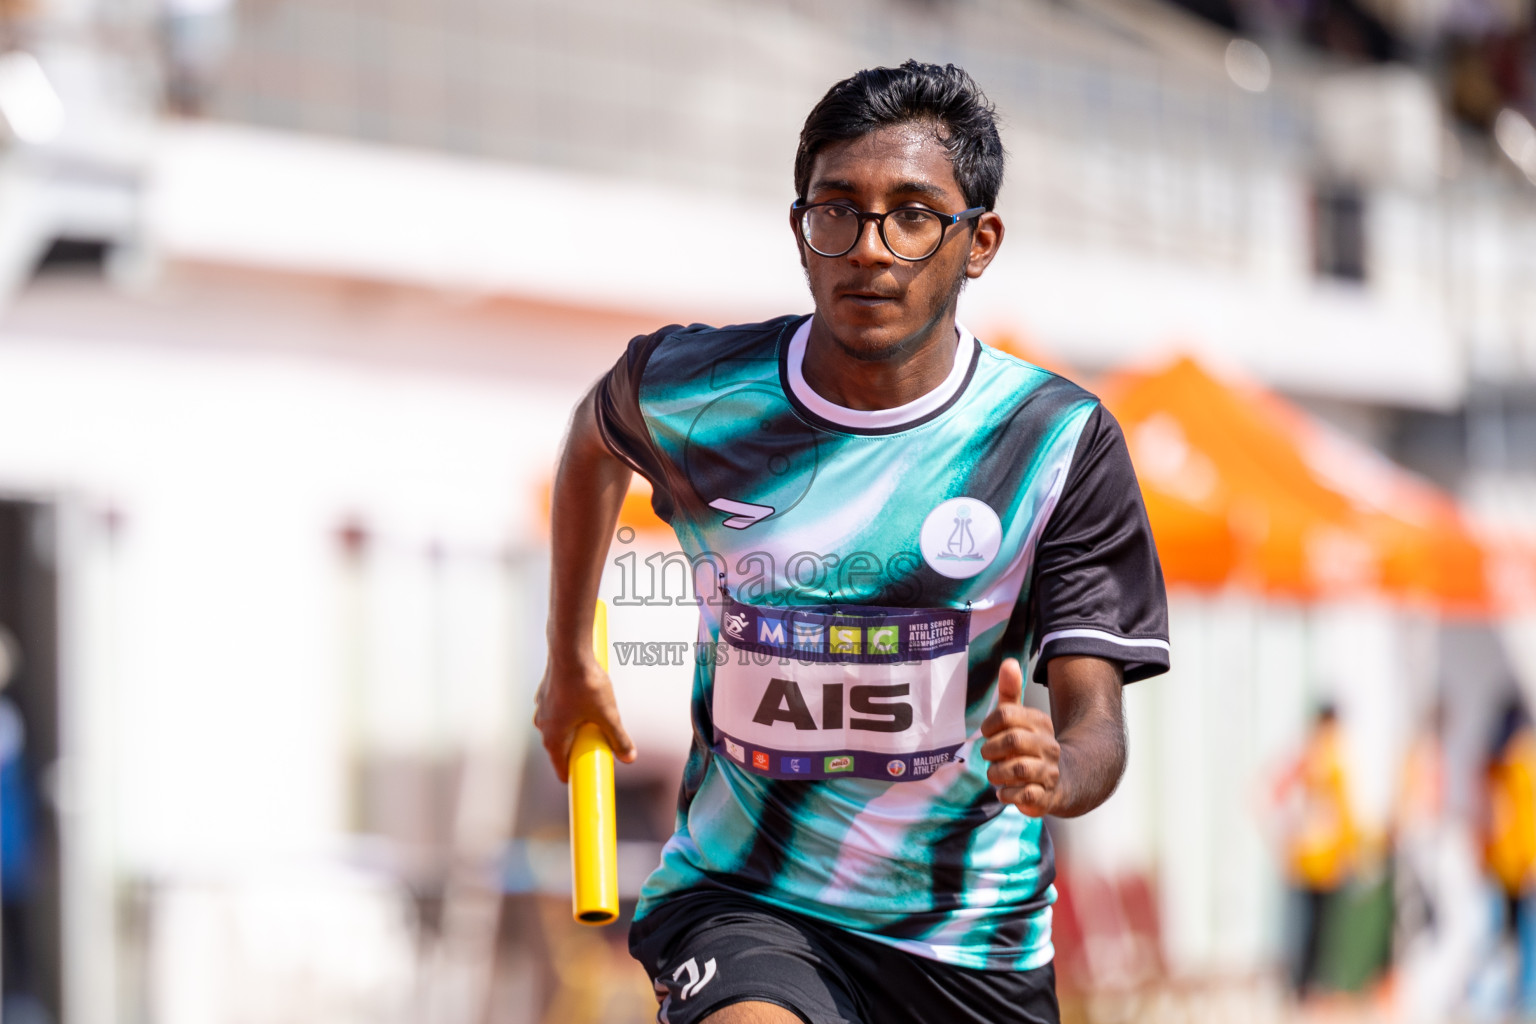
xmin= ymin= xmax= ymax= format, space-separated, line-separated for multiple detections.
xmin=0 ymin=0 xmax=1531 ymax=1020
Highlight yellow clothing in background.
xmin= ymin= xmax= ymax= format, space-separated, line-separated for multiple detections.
xmin=1287 ymin=725 xmax=1357 ymax=891
xmin=1486 ymin=729 xmax=1536 ymax=897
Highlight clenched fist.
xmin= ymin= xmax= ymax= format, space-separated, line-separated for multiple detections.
xmin=980 ymin=657 xmax=1061 ymax=817
xmin=534 ymin=650 xmax=637 ymax=784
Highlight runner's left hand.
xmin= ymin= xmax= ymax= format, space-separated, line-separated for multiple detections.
xmin=979 ymin=658 xmax=1061 ymax=817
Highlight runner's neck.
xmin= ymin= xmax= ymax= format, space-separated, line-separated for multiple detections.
xmin=788 ymin=318 xmax=972 ymax=432
xmin=800 ymin=315 xmax=964 ymax=411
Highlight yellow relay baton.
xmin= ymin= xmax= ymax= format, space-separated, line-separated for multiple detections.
xmin=568 ymin=600 xmax=620 ymax=925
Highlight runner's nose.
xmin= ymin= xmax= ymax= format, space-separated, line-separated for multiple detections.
xmin=847 ymin=216 xmax=895 ymax=268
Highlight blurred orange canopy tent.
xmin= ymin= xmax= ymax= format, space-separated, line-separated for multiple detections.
xmin=1099 ymin=356 xmax=1502 ymax=615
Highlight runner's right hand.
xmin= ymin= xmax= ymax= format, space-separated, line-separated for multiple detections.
xmin=533 ymin=653 xmax=637 ymax=783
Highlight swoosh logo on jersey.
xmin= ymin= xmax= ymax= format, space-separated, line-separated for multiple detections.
xmin=709 ymin=498 xmax=775 ymax=530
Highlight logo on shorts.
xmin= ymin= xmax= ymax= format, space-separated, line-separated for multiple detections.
xmin=824 ymin=755 xmax=854 ymax=773
xmin=752 ymin=750 xmax=770 ymax=771
xmin=886 ymin=759 xmax=908 ymax=777
xmin=781 ymin=756 xmax=811 ymax=774
xmin=670 ymin=956 xmax=718 ymax=1001
xmin=725 ymin=738 xmax=745 ymax=763
xmin=723 ymin=611 xmax=748 ymax=640
xmin=919 ymin=498 xmax=1002 ymax=579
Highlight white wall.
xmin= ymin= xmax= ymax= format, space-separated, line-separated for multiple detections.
xmin=145 ymin=122 xmax=1468 ymax=409
xmin=0 ymin=330 xmax=577 ymax=873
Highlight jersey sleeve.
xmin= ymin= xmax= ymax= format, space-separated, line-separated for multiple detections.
xmin=592 ymin=326 xmax=681 ymax=522
xmin=1028 ymin=403 xmax=1170 ymax=684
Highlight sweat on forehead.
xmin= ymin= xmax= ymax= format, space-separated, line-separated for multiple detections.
xmin=804 ymin=124 xmax=964 ymax=198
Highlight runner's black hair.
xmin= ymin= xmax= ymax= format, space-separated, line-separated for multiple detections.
xmin=794 ymin=60 xmax=1005 ymax=211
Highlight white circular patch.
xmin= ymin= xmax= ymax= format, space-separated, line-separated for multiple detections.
xmin=919 ymin=498 xmax=1002 ymax=579
xmin=886 ymin=759 xmax=907 ymax=777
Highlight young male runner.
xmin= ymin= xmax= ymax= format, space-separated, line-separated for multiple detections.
xmin=535 ymin=61 xmax=1169 ymax=1024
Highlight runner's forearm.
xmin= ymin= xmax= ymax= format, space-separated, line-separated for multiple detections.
xmin=1045 ymin=656 xmax=1127 ymax=818
xmin=546 ymin=386 xmax=632 ymax=666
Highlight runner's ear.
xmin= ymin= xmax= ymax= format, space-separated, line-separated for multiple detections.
xmin=996 ymin=658 xmax=1023 ymax=706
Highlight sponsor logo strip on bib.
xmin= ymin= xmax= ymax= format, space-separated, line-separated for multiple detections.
xmin=717 ymin=731 xmax=961 ymax=781
xmin=718 ymin=599 xmax=967 ymax=662
xmin=713 ymin=596 xmax=970 ymax=781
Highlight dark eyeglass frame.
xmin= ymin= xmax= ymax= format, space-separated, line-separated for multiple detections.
xmin=791 ymin=200 xmax=987 ymax=261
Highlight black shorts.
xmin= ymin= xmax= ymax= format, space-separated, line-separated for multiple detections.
xmin=629 ymin=889 xmax=1059 ymax=1024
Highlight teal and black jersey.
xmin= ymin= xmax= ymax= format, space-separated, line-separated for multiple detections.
xmin=595 ymin=313 xmax=1168 ymax=971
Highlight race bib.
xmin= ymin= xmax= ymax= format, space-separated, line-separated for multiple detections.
xmin=712 ymin=596 xmax=970 ymax=781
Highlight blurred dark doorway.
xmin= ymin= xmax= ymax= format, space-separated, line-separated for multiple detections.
xmin=1313 ymin=182 xmax=1369 ymax=283
xmin=0 ymin=501 xmax=61 ymax=1024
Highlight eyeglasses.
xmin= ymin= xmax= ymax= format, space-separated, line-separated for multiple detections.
xmin=792 ymin=201 xmax=985 ymax=262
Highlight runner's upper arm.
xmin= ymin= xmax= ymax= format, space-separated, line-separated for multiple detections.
xmin=592 ymin=326 xmax=681 ymax=521
xmin=1028 ymin=404 xmax=1170 ymax=685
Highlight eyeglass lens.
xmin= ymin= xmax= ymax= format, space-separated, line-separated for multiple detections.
xmin=802 ymin=206 xmax=947 ymax=260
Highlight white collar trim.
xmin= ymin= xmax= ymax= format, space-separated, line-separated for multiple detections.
xmin=785 ymin=317 xmax=973 ymax=431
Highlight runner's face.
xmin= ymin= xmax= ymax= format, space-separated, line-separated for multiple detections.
xmin=792 ymin=123 xmax=1003 ymax=360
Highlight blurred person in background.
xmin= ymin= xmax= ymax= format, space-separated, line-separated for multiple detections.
xmin=1395 ymin=702 xmax=1446 ymax=941
xmin=536 ymin=61 xmax=1169 ymax=1024
xmin=1273 ymin=702 xmax=1358 ymax=1002
xmin=1477 ymin=698 xmax=1536 ymax=1018
xmin=1392 ymin=698 xmax=1481 ymax=1022
xmin=160 ymin=0 xmax=235 ymax=115
xmin=0 ymin=625 xmax=44 ymax=1024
